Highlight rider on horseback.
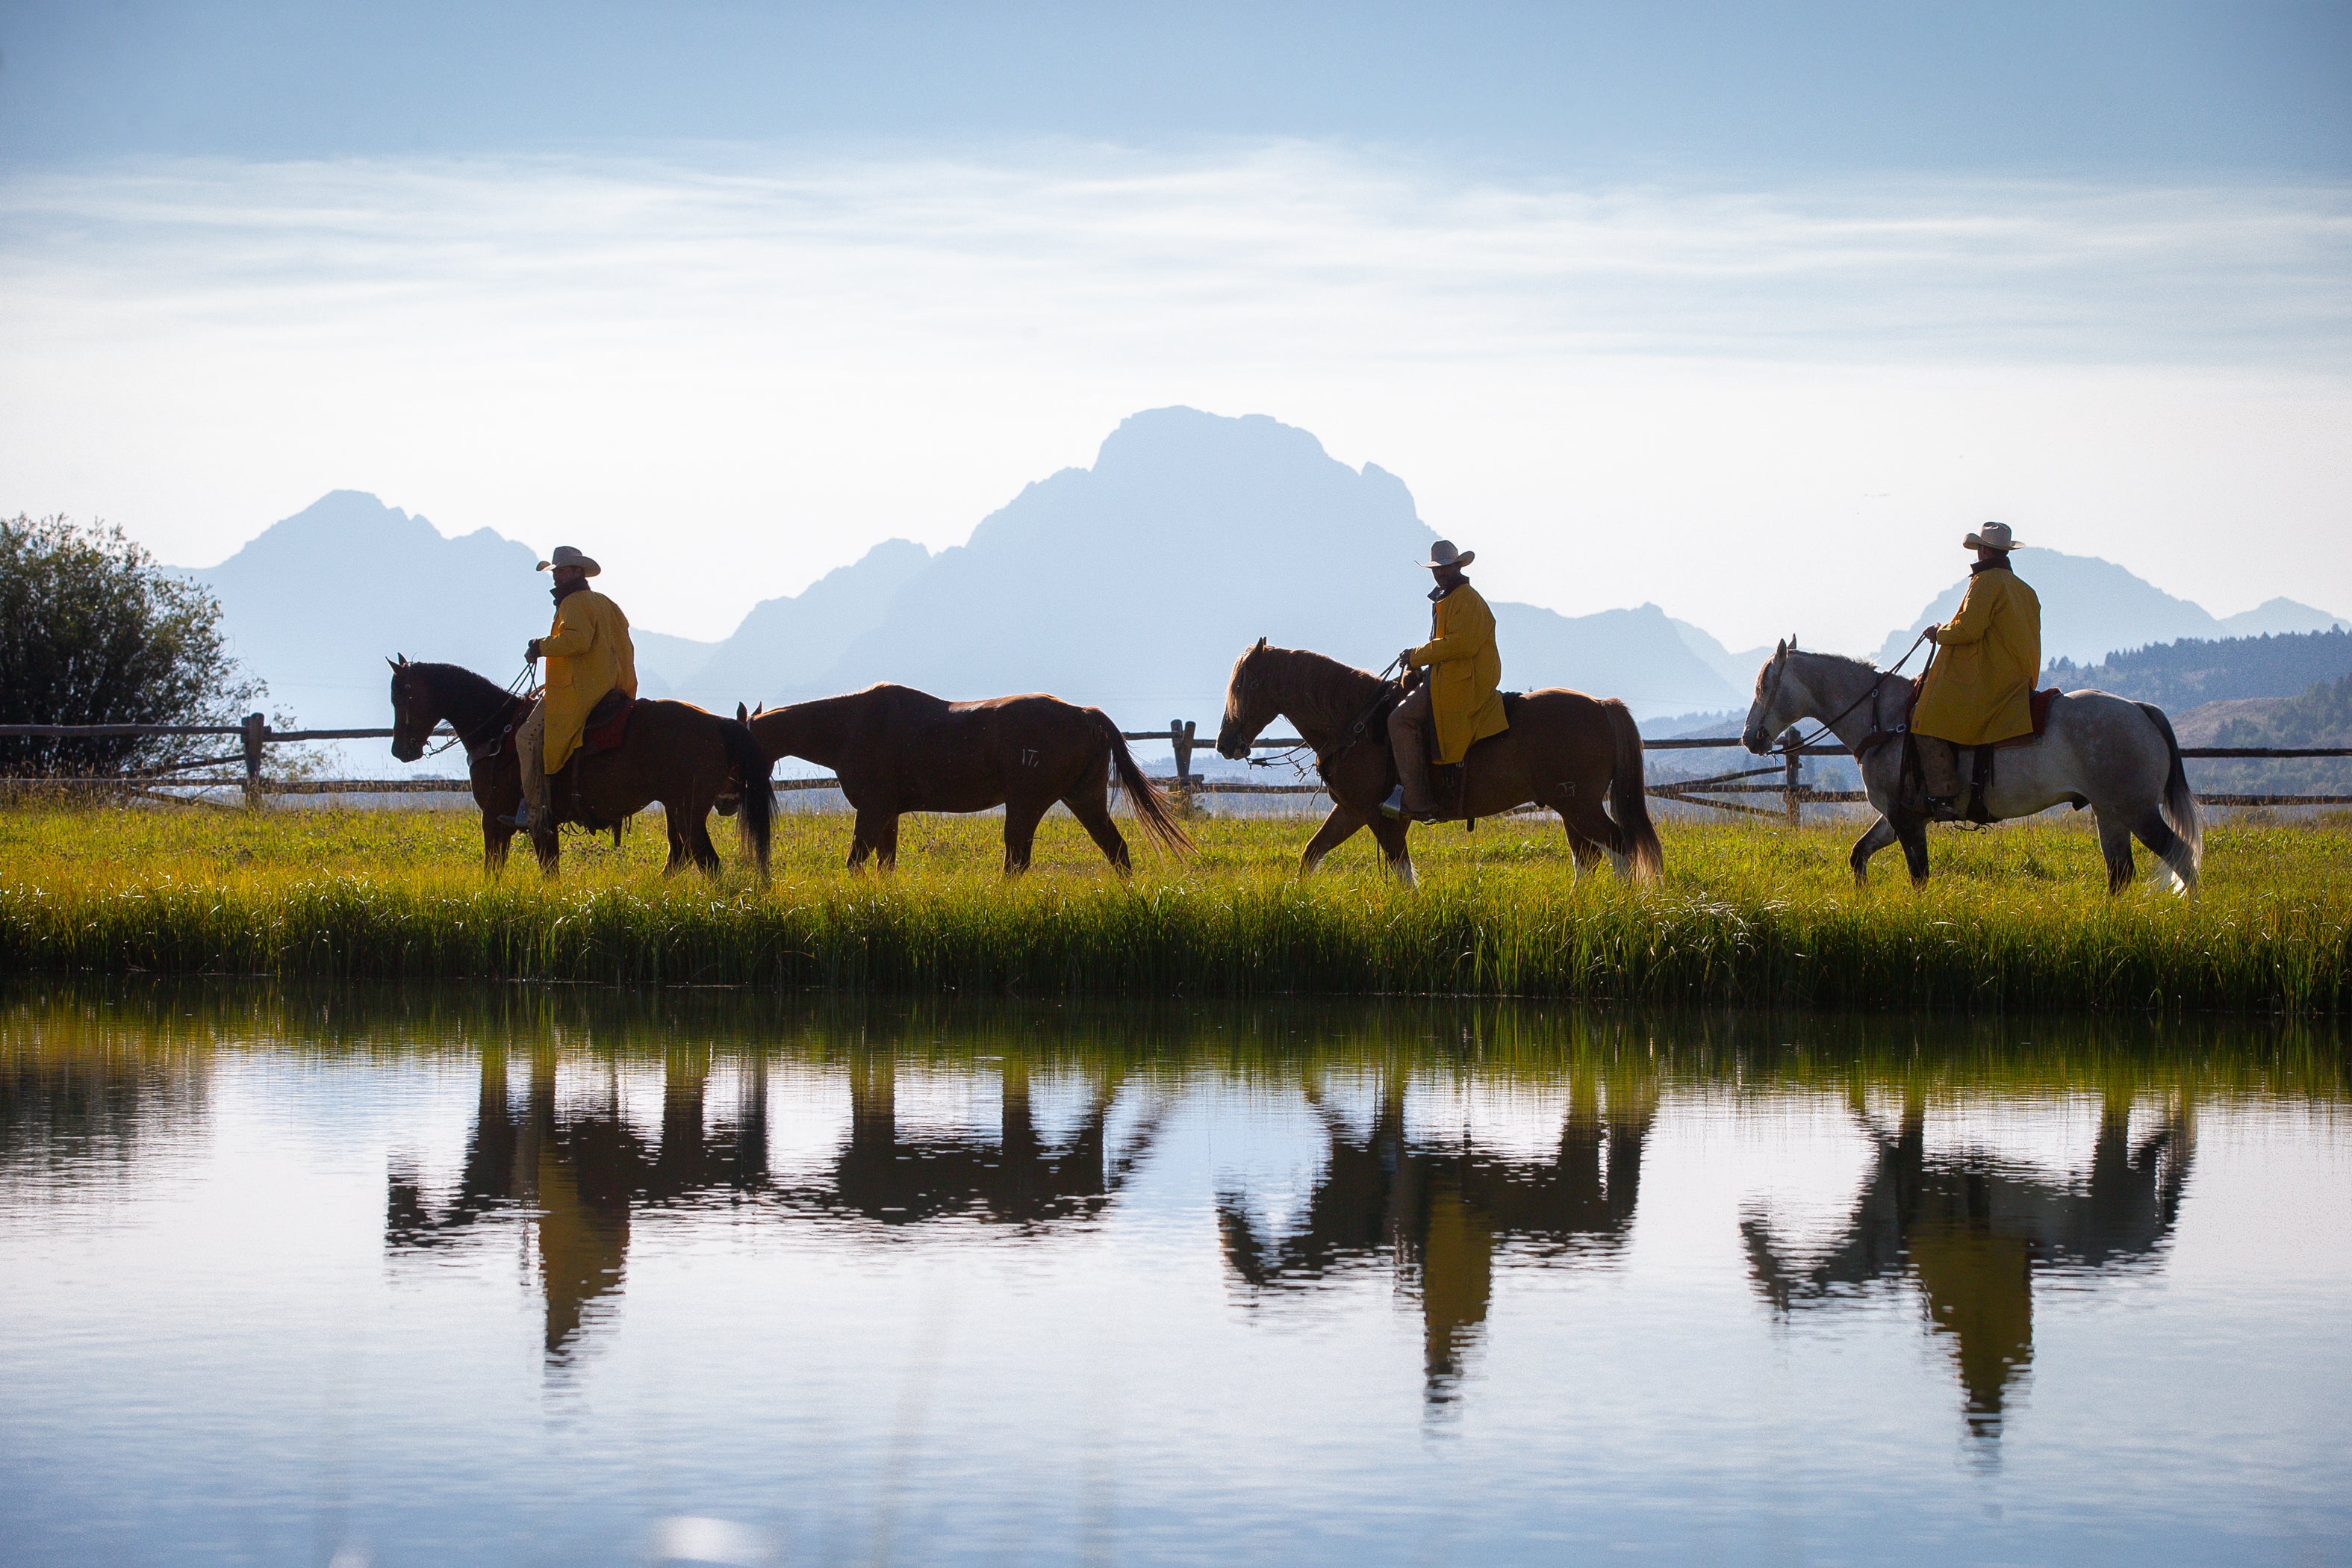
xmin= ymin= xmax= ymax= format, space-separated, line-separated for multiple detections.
xmin=509 ymin=545 xmax=638 ymax=831
xmin=1383 ymin=539 xmax=1508 ymax=822
xmin=1914 ymin=522 xmax=2042 ymax=815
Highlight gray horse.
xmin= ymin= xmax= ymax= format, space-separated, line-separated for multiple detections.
xmin=1742 ymin=642 xmax=2201 ymax=894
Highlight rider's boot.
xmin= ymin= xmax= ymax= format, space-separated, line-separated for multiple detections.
xmin=1917 ymin=735 xmax=1964 ymax=820
xmin=1380 ymin=785 xmax=1436 ymax=824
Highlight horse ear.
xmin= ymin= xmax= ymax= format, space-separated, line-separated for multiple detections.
xmin=1254 ymin=636 xmax=1267 ymax=652
xmin=735 ymin=702 xmax=748 ymax=722
xmin=1774 ymin=638 xmax=1786 ymax=657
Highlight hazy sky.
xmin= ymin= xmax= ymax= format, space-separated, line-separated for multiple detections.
xmin=2 ymin=2 xmax=2348 ymax=651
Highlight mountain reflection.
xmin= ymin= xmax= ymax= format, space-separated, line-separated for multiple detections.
xmin=1739 ymin=1092 xmax=2194 ymax=1438
xmin=1218 ymin=1069 xmax=1655 ymax=1407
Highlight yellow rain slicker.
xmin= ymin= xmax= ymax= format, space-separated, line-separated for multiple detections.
xmin=537 ymin=588 xmax=638 ymax=772
xmin=1409 ymin=581 xmax=1508 ymax=765
xmin=1913 ymin=565 xmax=2041 ymax=746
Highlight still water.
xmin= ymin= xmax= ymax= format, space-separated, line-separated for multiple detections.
xmin=2 ymin=985 xmax=2346 ymax=1567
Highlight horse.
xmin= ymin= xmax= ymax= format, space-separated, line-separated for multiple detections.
xmin=387 ymin=656 xmax=774 ymax=878
xmin=1741 ymin=641 xmax=2201 ymax=894
xmin=1213 ymin=638 xmax=1664 ymax=886
xmin=725 ymin=684 xmax=1191 ymax=873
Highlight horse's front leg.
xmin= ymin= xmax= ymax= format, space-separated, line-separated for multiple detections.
xmin=1897 ymin=816 xmax=1931 ymax=887
xmin=1298 ymin=804 xmax=1366 ymax=877
xmin=480 ymin=810 xmax=514 ymax=877
xmin=848 ymin=809 xmax=896 ymax=872
xmin=1849 ymin=815 xmax=1900 ymax=887
xmin=1368 ymin=812 xmax=1416 ymax=887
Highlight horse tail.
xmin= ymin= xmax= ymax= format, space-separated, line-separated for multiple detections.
xmin=720 ymin=716 xmax=774 ymax=877
xmin=2138 ymin=700 xmax=2203 ymax=874
xmin=1092 ymin=707 xmax=1194 ymax=858
xmin=1602 ymin=698 xmax=1664 ymax=883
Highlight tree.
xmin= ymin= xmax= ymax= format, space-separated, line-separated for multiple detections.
xmin=0 ymin=514 xmax=263 ymax=777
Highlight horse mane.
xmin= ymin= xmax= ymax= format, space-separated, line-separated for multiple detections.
xmin=405 ymin=660 xmax=528 ymax=729
xmin=1755 ymin=643 xmax=1879 ymax=699
xmin=1249 ymin=643 xmax=1393 ymax=736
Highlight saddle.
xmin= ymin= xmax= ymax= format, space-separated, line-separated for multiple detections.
xmin=579 ymin=688 xmax=638 ymax=756
xmin=1406 ymin=690 xmax=1522 ymax=823
xmin=1882 ymin=682 xmax=2061 ymax=824
xmin=550 ymin=690 xmax=640 ymax=833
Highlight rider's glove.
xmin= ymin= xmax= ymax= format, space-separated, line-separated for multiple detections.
xmin=526 ymin=638 xmax=542 ymax=661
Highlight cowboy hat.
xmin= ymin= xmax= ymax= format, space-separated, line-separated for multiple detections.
xmin=536 ymin=545 xmax=601 ymax=576
xmin=1961 ymin=522 xmax=2020 ymax=552
xmin=1417 ymin=539 xmax=1475 ymax=570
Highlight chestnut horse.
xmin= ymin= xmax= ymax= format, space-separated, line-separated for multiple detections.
xmin=727 ymin=684 xmax=1191 ymax=872
xmin=388 ymin=656 xmax=773 ymax=877
xmin=1215 ymin=638 xmax=1663 ymax=886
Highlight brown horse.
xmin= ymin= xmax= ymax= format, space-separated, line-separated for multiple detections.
xmin=1214 ymin=638 xmax=1664 ymax=886
xmin=726 ymin=684 xmax=1190 ymax=872
xmin=388 ymin=656 xmax=773 ymax=877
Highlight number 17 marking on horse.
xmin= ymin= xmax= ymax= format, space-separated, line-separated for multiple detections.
xmin=1022 ymin=749 xmax=1039 ymax=767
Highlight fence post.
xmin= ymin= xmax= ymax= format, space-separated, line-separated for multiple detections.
xmin=1171 ymin=720 xmax=1196 ymax=788
xmin=1781 ymin=728 xmax=1802 ymax=826
xmin=242 ymin=713 xmax=267 ymax=807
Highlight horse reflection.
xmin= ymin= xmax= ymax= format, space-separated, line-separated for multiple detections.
xmin=1740 ymin=1092 xmax=2193 ymax=1438
xmin=1217 ymin=1073 xmax=1655 ymax=1407
xmin=810 ymin=1055 xmax=1168 ymax=1228
xmin=388 ymin=1051 xmax=1163 ymax=1361
xmin=385 ymin=1049 xmax=769 ymax=1361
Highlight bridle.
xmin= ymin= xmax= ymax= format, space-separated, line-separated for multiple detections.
xmin=1761 ymin=630 xmax=1934 ymax=759
xmin=1237 ymin=650 xmax=1406 ymax=774
xmin=394 ymin=660 xmax=537 ymax=762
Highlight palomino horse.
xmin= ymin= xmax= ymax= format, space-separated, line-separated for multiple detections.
xmin=728 ymin=685 xmax=1190 ymax=872
xmin=388 ymin=656 xmax=774 ymax=877
xmin=1214 ymin=639 xmax=1663 ymax=886
xmin=1742 ymin=641 xmax=2200 ymax=893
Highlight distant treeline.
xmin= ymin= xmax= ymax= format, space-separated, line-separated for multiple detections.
xmin=2189 ymin=672 xmax=2352 ymax=795
xmin=2045 ymin=626 xmax=2352 ymax=707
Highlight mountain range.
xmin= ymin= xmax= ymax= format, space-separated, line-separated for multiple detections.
xmin=180 ymin=408 xmax=2346 ymax=745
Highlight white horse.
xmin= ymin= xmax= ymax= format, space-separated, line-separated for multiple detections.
xmin=1742 ymin=642 xmax=2202 ymax=894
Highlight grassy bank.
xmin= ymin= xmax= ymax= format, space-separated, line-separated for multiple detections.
xmin=2 ymin=803 xmax=2347 ymax=1011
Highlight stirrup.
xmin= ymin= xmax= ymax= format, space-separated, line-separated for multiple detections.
xmin=503 ymin=803 xmax=539 ymax=830
xmin=1381 ymin=786 xmax=1434 ymax=824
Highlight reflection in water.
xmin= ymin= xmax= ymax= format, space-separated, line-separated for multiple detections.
xmin=388 ymin=1050 xmax=771 ymax=1358
xmin=824 ymin=1054 xmax=1168 ymax=1229
xmin=1740 ymin=1091 xmax=2193 ymax=1438
xmin=1 ymin=978 xmax=2345 ymax=1567
xmin=1218 ymin=1068 xmax=1653 ymax=1406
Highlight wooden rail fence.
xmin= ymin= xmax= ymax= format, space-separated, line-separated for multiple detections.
xmin=4 ymin=715 xmax=2348 ymax=821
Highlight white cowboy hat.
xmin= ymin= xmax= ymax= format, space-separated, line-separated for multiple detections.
xmin=1418 ymin=539 xmax=1475 ymax=570
xmin=1962 ymin=522 xmax=2020 ymax=552
xmin=536 ymin=545 xmax=602 ymax=576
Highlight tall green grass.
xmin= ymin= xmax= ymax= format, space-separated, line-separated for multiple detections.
xmin=1 ymin=803 xmax=2345 ymax=1011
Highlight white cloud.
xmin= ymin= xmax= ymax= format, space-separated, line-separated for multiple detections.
xmin=2 ymin=143 xmax=2346 ymax=650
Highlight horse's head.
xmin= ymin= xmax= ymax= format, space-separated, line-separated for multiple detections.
xmin=1742 ymin=638 xmax=1797 ymax=755
xmin=386 ymin=655 xmax=432 ymax=762
xmin=1217 ymin=638 xmax=1278 ymax=760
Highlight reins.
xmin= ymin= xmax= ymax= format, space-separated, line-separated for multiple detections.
xmin=1240 ymin=653 xmax=1405 ymax=777
xmin=1771 ymin=629 xmax=1932 ymax=759
xmin=410 ymin=659 xmax=538 ymax=760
